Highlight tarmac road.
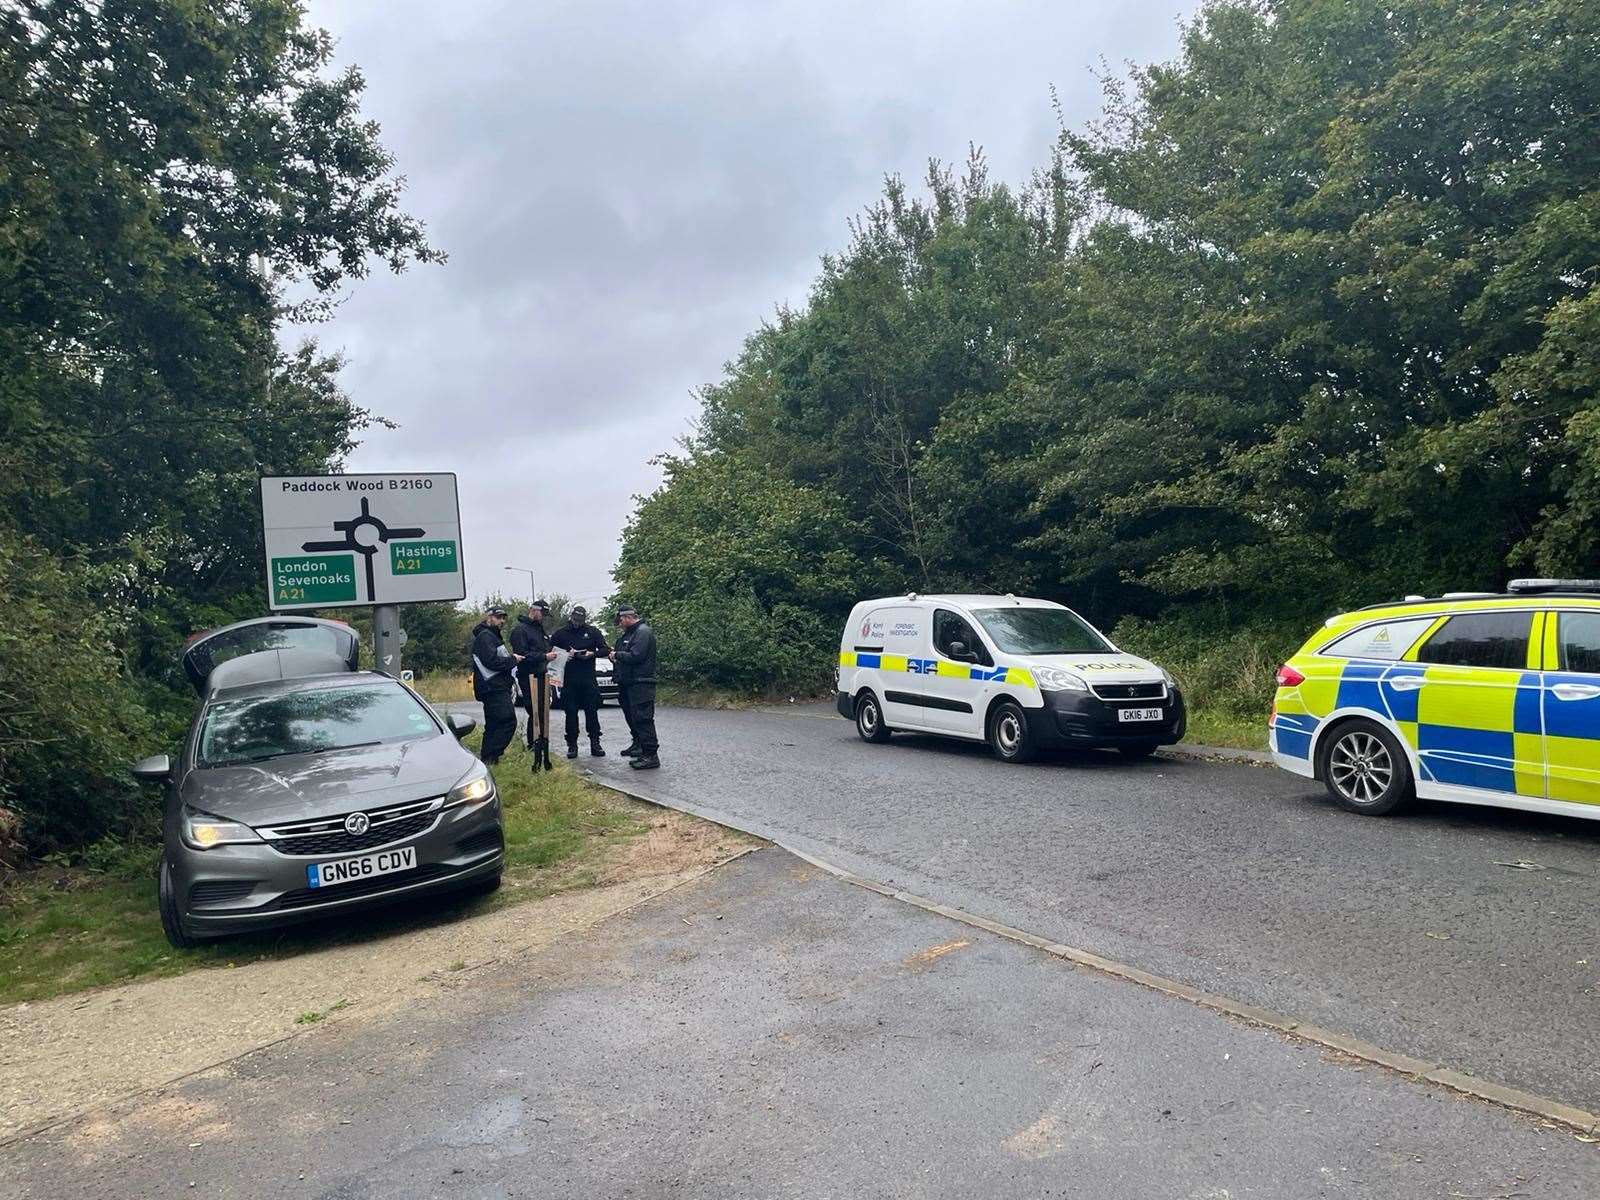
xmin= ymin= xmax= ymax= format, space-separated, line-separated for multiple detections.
xmin=561 ymin=701 xmax=1600 ymax=1114
xmin=7 ymin=850 xmax=1596 ymax=1199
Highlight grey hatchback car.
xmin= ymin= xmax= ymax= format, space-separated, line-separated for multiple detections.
xmin=134 ymin=617 xmax=503 ymax=947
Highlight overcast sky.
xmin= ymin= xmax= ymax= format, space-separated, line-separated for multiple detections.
xmin=297 ymin=0 xmax=1193 ymax=611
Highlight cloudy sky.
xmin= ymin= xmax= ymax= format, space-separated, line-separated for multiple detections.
xmin=298 ymin=0 xmax=1193 ymax=610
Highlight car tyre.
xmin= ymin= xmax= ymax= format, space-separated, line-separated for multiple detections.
xmin=987 ymin=700 xmax=1037 ymax=764
xmin=1118 ymin=741 xmax=1160 ymax=760
xmin=158 ymin=857 xmax=200 ymax=949
xmin=1319 ymin=719 xmax=1415 ymax=816
xmin=464 ymin=869 xmax=503 ymax=898
xmin=855 ymin=691 xmax=891 ymax=744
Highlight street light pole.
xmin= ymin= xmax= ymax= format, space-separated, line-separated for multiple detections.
xmin=504 ymin=566 xmax=535 ymax=603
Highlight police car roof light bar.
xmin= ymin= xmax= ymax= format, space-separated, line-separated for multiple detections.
xmin=1507 ymin=578 xmax=1600 ymax=595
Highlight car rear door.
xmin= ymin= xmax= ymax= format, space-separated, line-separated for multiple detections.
xmin=1540 ymin=609 xmax=1600 ymax=807
xmin=1411 ymin=610 xmax=1544 ymax=798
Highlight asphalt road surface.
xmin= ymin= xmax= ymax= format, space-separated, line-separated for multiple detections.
xmin=7 ymin=850 xmax=1595 ymax=1199
xmin=561 ymin=701 xmax=1600 ymax=1114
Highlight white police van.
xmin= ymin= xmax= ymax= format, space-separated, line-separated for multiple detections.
xmin=834 ymin=594 xmax=1186 ymax=762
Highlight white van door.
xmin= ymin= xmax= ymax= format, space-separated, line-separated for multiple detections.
xmin=874 ymin=606 xmax=939 ymax=731
xmin=917 ymin=607 xmax=991 ymax=734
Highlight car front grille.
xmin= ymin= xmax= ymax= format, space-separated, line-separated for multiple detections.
xmin=268 ymin=862 xmax=458 ymax=909
xmin=189 ymin=879 xmax=258 ymax=906
xmin=258 ymin=796 xmax=444 ymax=858
xmin=1091 ymin=681 xmax=1166 ymax=702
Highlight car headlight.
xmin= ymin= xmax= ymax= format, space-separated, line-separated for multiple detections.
xmin=1161 ymin=668 xmax=1180 ymax=691
xmin=181 ymin=807 xmax=262 ymax=850
xmin=1032 ymin=665 xmax=1088 ymax=692
xmin=447 ymin=762 xmax=495 ymax=808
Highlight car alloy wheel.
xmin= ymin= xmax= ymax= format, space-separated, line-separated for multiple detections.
xmin=1320 ymin=720 xmax=1414 ymax=816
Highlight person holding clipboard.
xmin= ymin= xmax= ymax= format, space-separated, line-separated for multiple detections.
xmin=550 ymin=605 xmax=611 ymax=758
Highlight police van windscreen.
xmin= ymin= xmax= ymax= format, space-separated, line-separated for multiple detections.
xmin=973 ymin=608 xmax=1114 ymax=656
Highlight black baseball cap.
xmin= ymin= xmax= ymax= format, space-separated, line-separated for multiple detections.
xmin=532 ymin=598 xmax=550 ymax=611
xmin=487 ymin=605 xmax=507 ymax=617
xmin=616 ymin=606 xmax=638 ymax=621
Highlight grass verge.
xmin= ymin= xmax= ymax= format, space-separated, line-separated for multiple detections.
xmin=1182 ymin=706 xmax=1269 ymax=752
xmin=0 ymin=733 xmax=647 ymax=1007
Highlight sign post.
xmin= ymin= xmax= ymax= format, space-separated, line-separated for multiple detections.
xmin=260 ymin=473 xmax=466 ymax=678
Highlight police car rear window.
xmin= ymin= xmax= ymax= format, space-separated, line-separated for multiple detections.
xmin=1321 ymin=617 xmax=1434 ymax=661
xmin=1415 ymin=611 xmax=1532 ymax=671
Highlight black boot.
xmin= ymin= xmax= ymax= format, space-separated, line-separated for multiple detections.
xmin=629 ymin=754 xmax=661 ymax=770
xmin=590 ymin=741 xmax=606 ymax=757
xmin=566 ymin=743 xmax=578 ymax=760
xmin=620 ymin=743 xmax=641 ymax=758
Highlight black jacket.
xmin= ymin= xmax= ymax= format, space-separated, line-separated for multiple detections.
xmin=470 ymin=621 xmax=514 ymax=696
xmin=509 ymin=614 xmax=551 ymax=676
xmin=613 ymin=620 xmax=657 ymax=686
xmin=550 ymin=622 xmax=610 ymax=686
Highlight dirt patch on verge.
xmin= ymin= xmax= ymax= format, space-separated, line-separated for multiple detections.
xmin=0 ymin=807 xmax=755 ymax=1142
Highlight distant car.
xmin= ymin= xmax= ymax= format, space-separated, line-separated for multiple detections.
xmin=135 ymin=617 xmax=504 ymax=948
xmin=835 ymin=593 xmax=1185 ymax=762
xmin=552 ymin=654 xmax=619 ymax=710
xmin=1270 ymin=578 xmax=1600 ymax=821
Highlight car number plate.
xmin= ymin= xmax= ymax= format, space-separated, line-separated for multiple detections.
xmin=1117 ymin=707 xmax=1164 ymax=723
xmin=307 ymin=846 xmax=417 ymax=889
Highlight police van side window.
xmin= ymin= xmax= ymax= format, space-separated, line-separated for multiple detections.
xmin=1321 ymin=617 xmax=1434 ymax=661
xmin=1415 ymin=611 xmax=1533 ymax=671
xmin=934 ymin=610 xmax=990 ymax=665
xmin=1558 ymin=612 xmax=1600 ymax=674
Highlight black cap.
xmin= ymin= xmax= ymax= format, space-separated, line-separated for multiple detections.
xmin=616 ymin=606 xmax=638 ymax=621
xmin=570 ymin=605 xmax=587 ymax=621
xmin=487 ymin=605 xmax=507 ymax=617
xmin=532 ymin=598 xmax=550 ymax=612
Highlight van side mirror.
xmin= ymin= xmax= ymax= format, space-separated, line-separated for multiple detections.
xmin=948 ymin=641 xmax=976 ymax=663
xmin=447 ymin=712 xmax=477 ymax=739
xmin=131 ymin=754 xmax=172 ymax=783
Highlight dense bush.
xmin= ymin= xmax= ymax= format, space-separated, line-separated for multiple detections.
xmin=615 ymin=0 xmax=1600 ymax=695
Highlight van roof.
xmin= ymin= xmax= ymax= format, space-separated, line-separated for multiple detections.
xmin=855 ymin=594 xmax=1063 ymax=609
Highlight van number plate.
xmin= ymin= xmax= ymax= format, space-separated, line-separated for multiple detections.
xmin=307 ymin=846 xmax=417 ymax=888
xmin=1117 ymin=707 xmax=1164 ymax=723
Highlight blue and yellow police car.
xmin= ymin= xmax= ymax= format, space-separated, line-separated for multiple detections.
xmin=1271 ymin=579 xmax=1600 ymax=820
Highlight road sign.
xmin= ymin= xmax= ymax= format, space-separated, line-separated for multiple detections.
xmin=260 ymin=473 xmax=466 ymax=611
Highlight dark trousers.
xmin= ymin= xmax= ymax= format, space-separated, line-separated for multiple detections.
xmin=479 ymin=688 xmax=516 ymax=763
xmin=563 ymin=676 xmax=603 ymax=747
xmin=619 ymin=682 xmax=658 ymax=754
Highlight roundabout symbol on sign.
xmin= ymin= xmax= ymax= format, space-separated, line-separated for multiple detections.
xmin=299 ymin=497 xmax=425 ymax=604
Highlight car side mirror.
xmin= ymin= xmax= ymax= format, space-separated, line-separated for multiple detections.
xmin=131 ymin=754 xmax=172 ymax=783
xmin=948 ymin=641 xmax=976 ymax=663
xmin=447 ymin=712 xmax=477 ymax=739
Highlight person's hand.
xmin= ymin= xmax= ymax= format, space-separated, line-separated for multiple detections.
xmin=513 ymin=653 xmax=524 ymax=662
xmin=546 ymin=649 xmax=558 ymax=660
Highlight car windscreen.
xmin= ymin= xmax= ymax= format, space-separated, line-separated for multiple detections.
xmin=972 ymin=608 xmax=1113 ymax=656
xmin=198 ymin=683 xmax=439 ymax=767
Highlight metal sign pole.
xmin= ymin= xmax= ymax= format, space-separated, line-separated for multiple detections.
xmin=374 ymin=604 xmax=403 ymax=678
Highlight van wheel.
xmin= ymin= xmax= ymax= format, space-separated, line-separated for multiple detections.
xmin=855 ymin=691 xmax=891 ymax=743
xmin=158 ymin=857 xmax=200 ymax=949
xmin=1319 ymin=719 xmax=1414 ymax=816
xmin=987 ymin=700 xmax=1037 ymax=763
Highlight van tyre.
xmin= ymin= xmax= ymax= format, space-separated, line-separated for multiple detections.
xmin=987 ymin=700 xmax=1037 ymax=764
xmin=158 ymin=857 xmax=199 ymax=949
xmin=1319 ymin=719 xmax=1415 ymax=816
xmin=855 ymin=691 xmax=891 ymax=743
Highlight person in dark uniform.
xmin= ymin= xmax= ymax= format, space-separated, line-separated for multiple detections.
xmin=550 ymin=605 xmax=610 ymax=758
xmin=611 ymin=606 xmax=659 ymax=769
xmin=509 ymin=601 xmax=558 ymax=770
xmin=470 ymin=605 xmax=516 ymax=765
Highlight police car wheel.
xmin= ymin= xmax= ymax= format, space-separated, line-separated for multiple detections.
xmin=1320 ymin=720 xmax=1414 ymax=816
xmin=988 ymin=700 xmax=1037 ymax=763
xmin=855 ymin=691 xmax=891 ymax=743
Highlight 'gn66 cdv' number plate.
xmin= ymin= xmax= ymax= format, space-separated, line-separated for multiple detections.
xmin=1116 ymin=707 xmax=1164 ymax=723
xmin=307 ymin=846 xmax=417 ymax=889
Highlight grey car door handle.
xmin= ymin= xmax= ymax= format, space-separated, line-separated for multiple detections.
xmin=1386 ymin=676 xmax=1425 ymax=691
xmin=1551 ymin=682 xmax=1600 ymax=701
